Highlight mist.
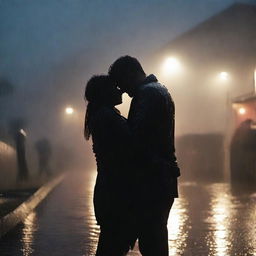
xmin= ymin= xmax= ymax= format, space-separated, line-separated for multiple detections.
xmin=1 ymin=0 xmax=255 ymax=173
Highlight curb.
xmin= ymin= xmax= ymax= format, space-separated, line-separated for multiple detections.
xmin=0 ymin=173 xmax=66 ymax=238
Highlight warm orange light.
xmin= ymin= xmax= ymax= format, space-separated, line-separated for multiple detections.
xmin=65 ymin=107 xmax=74 ymax=115
xmin=238 ymin=107 xmax=246 ymax=115
xmin=163 ymin=57 xmax=182 ymax=75
xmin=218 ymin=72 xmax=229 ymax=81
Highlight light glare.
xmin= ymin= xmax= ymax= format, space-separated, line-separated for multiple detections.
xmin=238 ymin=107 xmax=246 ymax=115
xmin=65 ymin=107 xmax=74 ymax=115
xmin=219 ymin=72 xmax=229 ymax=81
xmin=163 ymin=57 xmax=182 ymax=75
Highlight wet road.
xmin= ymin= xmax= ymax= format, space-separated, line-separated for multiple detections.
xmin=0 ymin=170 xmax=255 ymax=256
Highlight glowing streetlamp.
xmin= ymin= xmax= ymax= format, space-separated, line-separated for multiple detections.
xmin=218 ymin=72 xmax=229 ymax=82
xmin=65 ymin=106 xmax=74 ymax=115
xmin=19 ymin=129 xmax=27 ymax=136
xmin=216 ymin=71 xmax=231 ymax=180
xmin=238 ymin=107 xmax=246 ymax=115
xmin=162 ymin=57 xmax=182 ymax=75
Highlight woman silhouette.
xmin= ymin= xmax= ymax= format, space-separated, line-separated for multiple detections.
xmin=84 ymin=75 xmax=136 ymax=256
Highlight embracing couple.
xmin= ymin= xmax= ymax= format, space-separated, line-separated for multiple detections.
xmin=84 ymin=56 xmax=180 ymax=256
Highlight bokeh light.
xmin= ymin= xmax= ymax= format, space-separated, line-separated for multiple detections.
xmin=218 ymin=72 xmax=229 ymax=81
xmin=65 ymin=107 xmax=74 ymax=115
xmin=238 ymin=107 xmax=246 ymax=115
xmin=162 ymin=57 xmax=182 ymax=75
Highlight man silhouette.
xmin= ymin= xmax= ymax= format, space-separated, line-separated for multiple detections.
xmin=35 ymin=138 xmax=52 ymax=177
xmin=9 ymin=119 xmax=29 ymax=182
xmin=109 ymin=56 xmax=180 ymax=256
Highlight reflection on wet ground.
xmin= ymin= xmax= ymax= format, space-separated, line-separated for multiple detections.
xmin=0 ymin=171 xmax=255 ymax=256
xmin=0 ymin=188 xmax=38 ymax=217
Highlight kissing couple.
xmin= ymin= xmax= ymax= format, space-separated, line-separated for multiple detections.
xmin=84 ymin=56 xmax=180 ymax=256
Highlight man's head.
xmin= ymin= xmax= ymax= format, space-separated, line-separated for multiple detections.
xmin=108 ymin=56 xmax=146 ymax=97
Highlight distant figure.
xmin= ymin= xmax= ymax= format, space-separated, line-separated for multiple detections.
xmin=84 ymin=75 xmax=135 ymax=256
xmin=109 ymin=56 xmax=180 ymax=256
xmin=35 ymin=138 xmax=52 ymax=177
xmin=9 ymin=119 xmax=29 ymax=181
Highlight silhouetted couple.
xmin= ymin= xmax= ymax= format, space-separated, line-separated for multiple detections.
xmin=84 ymin=56 xmax=180 ymax=256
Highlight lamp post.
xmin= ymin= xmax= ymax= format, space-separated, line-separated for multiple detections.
xmin=217 ymin=71 xmax=231 ymax=181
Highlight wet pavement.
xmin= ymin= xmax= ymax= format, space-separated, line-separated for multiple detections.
xmin=0 ymin=170 xmax=255 ymax=256
xmin=0 ymin=188 xmax=38 ymax=218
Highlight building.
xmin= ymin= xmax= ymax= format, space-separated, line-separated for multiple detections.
xmin=152 ymin=3 xmax=256 ymax=181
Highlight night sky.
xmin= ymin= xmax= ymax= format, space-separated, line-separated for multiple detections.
xmin=1 ymin=0 xmax=242 ymax=93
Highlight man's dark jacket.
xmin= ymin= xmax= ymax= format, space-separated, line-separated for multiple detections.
xmin=128 ymin=74 xmax=180 ymax=201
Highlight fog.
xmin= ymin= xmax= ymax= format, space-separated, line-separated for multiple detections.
xmin=0 ymin=0 xmax=255 ymax=173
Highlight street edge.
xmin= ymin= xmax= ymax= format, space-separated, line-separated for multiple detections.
xmin=0 ymin=173 xmax=66 ymax=238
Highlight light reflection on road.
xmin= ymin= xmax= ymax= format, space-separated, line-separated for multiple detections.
xmin=168 ymin=197 xmax=189 ymax=256
xmin=0 ymin=171 xmax=255 ymax=256
xmin=21 ymin=212 xmax=37 ymax=256
xmin=248 ymin=195 xmax=256 ymax=256
xmin=210 ymin=185 xmax=233 ymax=256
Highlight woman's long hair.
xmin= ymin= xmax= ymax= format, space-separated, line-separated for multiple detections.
xmin=84 ymin=75 xmax=110 ymax=140
xmin=84 ymin=102 xmax=92 ymax=140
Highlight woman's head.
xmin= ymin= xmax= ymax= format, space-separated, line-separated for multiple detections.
xmin=85 ymin=75 xmax=122 ymax=106
xmin=84 ymin=75 xmax=122 ymax=140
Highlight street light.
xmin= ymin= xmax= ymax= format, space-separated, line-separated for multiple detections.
xmin=65 ymin=106 xmax=74 ymax=115
xmin=238 ymin=107 xmax=246 ymax=115
xmin=218 ymin=72 xmax=229 ymax=82
xmin=19 ymin=129 xmax=27 ymax=136
xmin=162 ymin=57 xmax=182 ymax=75
xmin=216 ymin=71 xmax=231 ymax=181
